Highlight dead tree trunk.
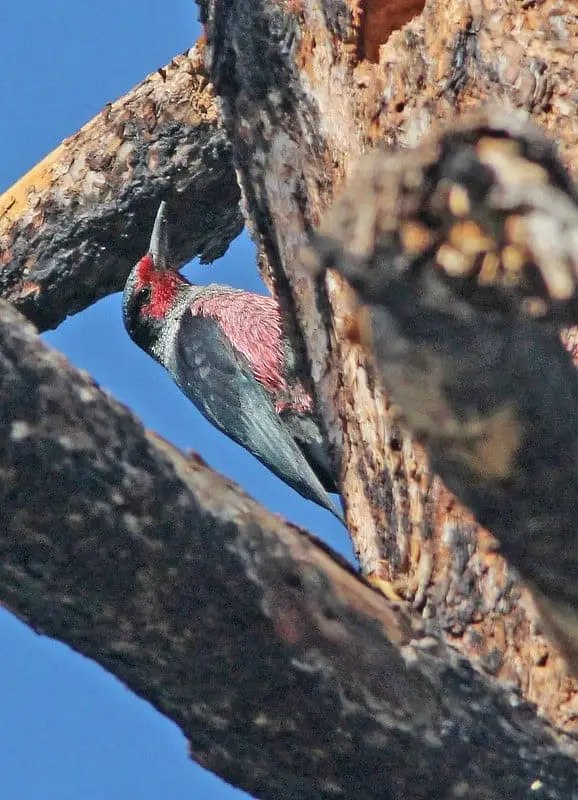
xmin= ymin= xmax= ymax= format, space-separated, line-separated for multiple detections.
xmin=0 ymin=1 xmax=578 ymax=798
xmin=200 ymin=0 xmax=578 ymax=730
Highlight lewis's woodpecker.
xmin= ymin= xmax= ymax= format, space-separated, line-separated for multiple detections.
xmin=122 ymin=202 xmax=342 ymax=520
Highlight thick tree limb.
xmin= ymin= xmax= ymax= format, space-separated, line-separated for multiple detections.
xmin=308 ymin=108 xmax=578 ymax=674
xmin=199 ymin=0 xmax=578 ymax=728
xmin=0 ymin=43 xmax=242 ymax=331
xmin=2 ymin=298 xmax=578 ymax=799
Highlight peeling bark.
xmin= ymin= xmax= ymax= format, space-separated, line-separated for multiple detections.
xmin=2 ymin=298 xmax=578 ymax=799
xmin=199 ymin=0 xmax=578 ymax=730
xmin=0 ymin=43 xmax=242 ymax=331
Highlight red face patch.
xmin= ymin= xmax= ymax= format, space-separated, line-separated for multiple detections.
xmin=135 ymin=254 xmax=155 ymax=285
xmin=135 ymin=255 xmax=186 ymax=319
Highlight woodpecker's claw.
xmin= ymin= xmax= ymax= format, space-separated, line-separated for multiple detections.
xmin=149 ymin=201 xmax=169 ymax=269
xmin=366 ymin=572 xmax=403 ymax=603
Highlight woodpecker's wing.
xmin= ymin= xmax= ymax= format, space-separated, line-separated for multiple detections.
xmin=169 ymin=311 xmax=343 ymax=521
xmin=280 ymin=409 xmax=338 ymax=493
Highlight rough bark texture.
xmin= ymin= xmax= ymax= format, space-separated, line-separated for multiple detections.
xmin=1 ymin=1 xmax=578 ymax=798
xmin=308 ymin=107 xmax=578 ymax=672
xmin=200 ymin=0 xmax=578 ymax=732
xmin=0 ymin=43 xmax=242 ymax=331
xmin=2 ymin=297 xmax=578 ymax=799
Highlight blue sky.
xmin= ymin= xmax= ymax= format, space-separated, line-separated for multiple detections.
xmin=0 ymin=2 xmax=351 ymax=798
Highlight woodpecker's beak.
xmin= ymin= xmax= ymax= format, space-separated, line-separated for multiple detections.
xmin=149 ymin=201 xmax=170 ymax=270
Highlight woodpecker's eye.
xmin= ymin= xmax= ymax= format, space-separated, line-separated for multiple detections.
xmin=137 ymin=286 xmax=152 ymax=306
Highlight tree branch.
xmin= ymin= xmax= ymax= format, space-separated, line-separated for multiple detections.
xmin=309 ymin=107 xmax=578 ymax=673
xmin=1 ymin=298 xmax=578 ymax=799
xmin=0 ymin=42 xmax=242 ymax=331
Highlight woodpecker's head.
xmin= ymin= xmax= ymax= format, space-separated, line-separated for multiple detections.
xmin=123 ymin=202 xmax=190 ymax=354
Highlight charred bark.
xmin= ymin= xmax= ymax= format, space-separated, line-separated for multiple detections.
xmin=308 ymin=107 xmax=578 ymax=674
xmin=0 ymin=0 xmax=578 ymax=797
xmin=1 ymin=298 xmax=578 ymax=800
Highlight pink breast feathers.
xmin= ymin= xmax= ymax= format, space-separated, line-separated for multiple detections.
xmin=191 ymin=291 xmax=312 ymax=413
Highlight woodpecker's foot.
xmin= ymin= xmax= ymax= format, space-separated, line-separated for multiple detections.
xmin=365 ymin=571 xmax=403 ymax=603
